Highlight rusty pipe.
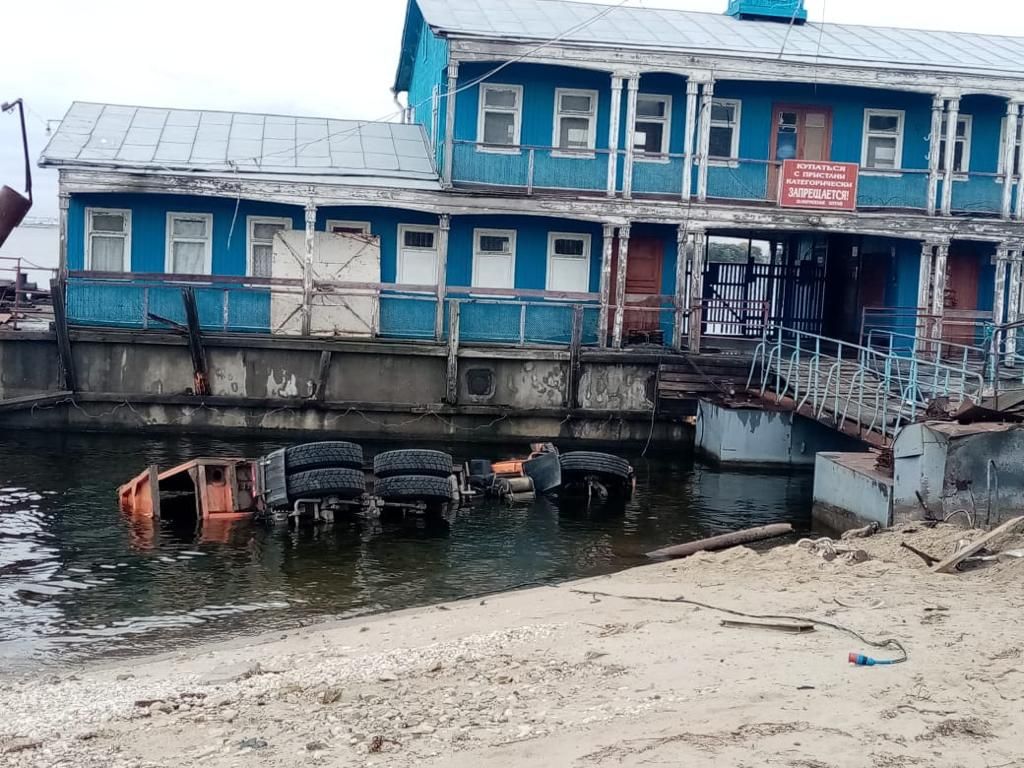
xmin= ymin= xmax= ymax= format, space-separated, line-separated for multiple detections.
xmin=0 ymin=98 xmax=33 ymax=248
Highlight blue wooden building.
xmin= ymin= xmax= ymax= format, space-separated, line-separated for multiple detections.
xmin=40 ymin=0 xmax=1024 ymax=351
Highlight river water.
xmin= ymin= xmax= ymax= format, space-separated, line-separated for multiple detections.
xmin=0 ymin=432 xmax=811 ymax=673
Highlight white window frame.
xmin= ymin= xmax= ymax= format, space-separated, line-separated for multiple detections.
xmin=396 ymin=223 xmax=440 ymax=287
xmin=477 ymin=83 xmax=523 ymax=154
xmin=708 ymin=98 xmax=742 ymax=167
xmin=633 ymin=94 xmax=672 ymax=162
xmin=552 ymin=88 xmax=598 ymax=157
xmin=545 ymin=232 xmax=592 ymax=293
xmin=84 ymin=207 xmax=131 ymax=272
xmin=938 ymin=114 xmax=973 ymax=178
xmin=165 ymin=212 xmax=214 ymax=275
xmin=861 ymin=109 xmax=906 ymax=173
xmin=999 ymin=116 xmax=1023 ymax=179
xmin=245 ymin=216 xmax=291 ymax=277
xmin=325 ymin=219 xmax=371 ymax=235
xmin=471 ymin=228 xmax=517 ymax=290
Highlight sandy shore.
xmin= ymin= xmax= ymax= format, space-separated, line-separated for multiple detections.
xmin=2 ymin=523 xmax=1023 ymax=767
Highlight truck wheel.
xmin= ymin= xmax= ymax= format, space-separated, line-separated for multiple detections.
xmin=375 ymin=474 xmax=453 ymax=502
xmin=559 ymin=451 xmax=632 ymax=480
xmin=373 ymin=450 xmax=453 ymax=479
xmin=285 ymin=441 xmax=364 ymax=473
xmin=287 ymin=468 xmax=366 ymax=501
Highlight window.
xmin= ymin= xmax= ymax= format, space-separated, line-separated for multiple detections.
xmin=546 ymin=233 xmax=591 ymax=292
xmin=708 ymin=99 xmax=741 ymax=161
xmin=861 ymin=109 xmax=905 ymax=170
xmin=478 ymin=84 xmax=522 ymax=151
xmin=247 ymin=216 xmax=290 ymax=278
xmin=397 ymin=224 xmax=439 ymax=286
xmin=634 ymin=95 xmax=671 ymax=159
xmin=166 ymin=213 xmax=213 ymax=274
xmin=939 ymin=115 xmax=972 ymax=174
xmin=326 ymin=220 xmax=371 ymax=235
xmin=553 ymin=89 xmax=598 ymax=154
xmin=85 ymin=208 xmax=130 ymax=272
xmin=1000 ymin=117 xmax=1023 ymax=177
xmin=472 ymin=229 xmax=516 ymax=289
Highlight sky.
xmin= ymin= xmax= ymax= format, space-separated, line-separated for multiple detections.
xmin=2 ymin=0 xmax=1023 ymax=242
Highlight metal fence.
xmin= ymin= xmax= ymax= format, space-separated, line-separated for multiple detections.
xmin=0 ymin=256 xmax=55 ymax=331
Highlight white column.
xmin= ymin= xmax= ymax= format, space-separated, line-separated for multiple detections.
xmin=58 ymin=190 xmax=70 ymax=278
xmin=620 ymin=75 xmax=640 ymax=200
xmin=930 ymin=243 xmax=949 ymax=340
xmin=689 ymin=229 xmax=707 ymax=352
xmin=606 ymin=75 xmax=624 ymax=197
xmin=302 ymin=202 xmax=317 ymax=336
xmin=1001 ymin=102 xmax=1021 ymax=219
xmin=940 ymin=97 xmax=960 ymax=216
xmin=1016 ymin=110 xmax=1024 ymax=220
xmin=681 ymin=80 xmax=700 ymax=202
xmin=993 ymin=248 xmax=1010 ymax=328
xmin=612 ymin=223 xmax=631 ymax=349
xmin=916 ymin=242 xmax=935 ymax=348
xmin=673 ymin=223 xmax=689 ymax=350
xmin=1007 ymin=251 xmax=1023 ymax=360
xmin=434 ymin=214 xmax=450 ymax=341
xmin=598 ymin=223 xmax=616 ymax=348
xmin=926 ymin=95 xmax=945 ymax=216
xmin=441 ymin=60 xmax=459 ymax=188
xmin=696 ymin=81 xmax=715 ymax=202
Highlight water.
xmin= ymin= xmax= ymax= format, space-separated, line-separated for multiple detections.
xmin=0 ymin=432 xmax=812 ymax=673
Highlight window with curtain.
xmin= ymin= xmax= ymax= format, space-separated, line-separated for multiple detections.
xmin=478 ymin=84 xmax=522 ymax=150
xmin=938 ymin=114 xmax=972 ymax=174
xmin=167 ymin=213 xmax=212 ymax=274
xmin=472 ymin=229 xmax=516 ymax=289
xmin=634 ymin=95 xmax=671 ymax=157
xmin=248 ymin=217 xmax=290 ymax=278
xmin=553 ymin=89 xmax=597 ymax=153
xmin=709 ymin=99 xmax=741 ymax=160
xmin=861 ymin=110 xmax=905 ymax=170
xmin=86 ymin=209 xmax=130 ymax=272
xmin=397 ymin=225 xmax=439 ymax=285
xmin=546 ymin=233 xmax=591 ymax=292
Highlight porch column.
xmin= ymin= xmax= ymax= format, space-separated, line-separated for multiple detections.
xmin=606 ymin=74 xmax=624 ymax=197
xmin=681 ymin=79 xmax=700 ymax=202
xmin=993 ymin=248 xmax=1010 ymax=329
xmin=611 ymin=223 xmax=632 ymax=349
xmin=926 ymin=95 xmax=945 ymax=216
xmin=1007 ymin=250 xmax=1023 ymax=360
xmin=916 ymin=241 xmax=935 ymax=347
xmin=302 ymin=201 xmax=317 ymax=336
xmin=442 ymin=60 xmax=459 ymax=188
xmin=930 ymin=242 xmax=949 ymax=341
xmin=696 ymin=81 xmax=715 ymax=202
xmin=621 ymin=75 xmax=640 ymax=200
xmin=1016 ymin=115 xmax=1024 ymax=220
xmin=940 ymin=97 xmax=960 ymax=216
xmin=434 ymin=214 xmax=451 ymax=341
xmin=688 ymin=229 xmax=707 ymax=352
xmin=1001 ymin=101 xmax=1022 ymax=219
xmin=673 ymin=223 xmax=689 ymax=350
xmin=58 ymin=190 xmax=70 ymax=279
xmin=598 ymin=223 xmax=616 ymax=348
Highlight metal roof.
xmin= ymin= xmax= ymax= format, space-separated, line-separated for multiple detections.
xmin=39 ymin=102 xmax=441 ymax=187
xmin=415 ymin=0 xmax=1024 ymax=79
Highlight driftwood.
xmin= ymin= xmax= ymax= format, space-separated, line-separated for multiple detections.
xmin=900 ymin=541 xmax=939 ymax=566
xmin=933 ymin=516 xmax=1024 ymax=574
xmin=646 ymin=523 xmax=794 ymax=560
xmin=720 ymin=619 xmax=815 ymax=634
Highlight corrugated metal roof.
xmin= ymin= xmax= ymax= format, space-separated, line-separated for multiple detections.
xmin=39 ymin=102 xmax=441 ymax=186
xmin=416 ymin=0 xmax=1024 ymax=78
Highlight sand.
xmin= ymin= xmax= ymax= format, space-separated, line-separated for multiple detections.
xmin=2 ymin=523 xmax=1023 ymax=767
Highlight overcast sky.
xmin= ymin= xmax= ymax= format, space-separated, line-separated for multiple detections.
xmin=3 ymin=0 xmax=1023 ymax=227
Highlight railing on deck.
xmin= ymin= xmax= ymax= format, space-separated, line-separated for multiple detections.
xmin=452 ymin=141 xmax=610 ymax=193
xmin=0 ymin=256 xmax=55 ymax=331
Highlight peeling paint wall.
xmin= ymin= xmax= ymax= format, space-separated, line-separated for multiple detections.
xmin=577 ymin=363 xmax=654 ymax=412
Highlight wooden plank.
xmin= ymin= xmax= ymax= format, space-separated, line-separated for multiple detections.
xmin=181 ymin=287 xmax=210 ymax=396
xmin=933 ymin=516 xmax=1024 ymax=574
xmin=647 ymin=523 xmax=793 ymax=559
xmin=49 ymin=277 xmax=77 ymax=391
xmin=0 ymin=391 xmax=73 ymax=412
xmin=315 ymin=350 xmax=332 ymax=401
xmin=148 ymin=465 xmax=162 ymax=520
xmin=566 ymin=304 xmax=583 ymax=409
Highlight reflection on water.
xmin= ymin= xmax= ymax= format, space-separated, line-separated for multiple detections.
xmin=0 ymin=432 xmax=811 ymax=672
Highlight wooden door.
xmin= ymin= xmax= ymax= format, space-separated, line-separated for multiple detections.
xmin=609 ymin=236 xmax=664 ymax=334
xmin=942 ymin=249 xmax=980 ymax=349
xmin=768 ymin=106 xmax=833 ymax=199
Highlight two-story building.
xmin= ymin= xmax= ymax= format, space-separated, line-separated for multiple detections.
xmin=41 ymin=0 xmax=1024 ymax=353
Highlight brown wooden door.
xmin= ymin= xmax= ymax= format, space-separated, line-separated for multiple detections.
xmin=609 ymin=236 xmax=664 ymax=334
xmin=942 ymin=248 xmax=980 ymax=349
xmin=768 ymin=105 xmax=833 ymax=199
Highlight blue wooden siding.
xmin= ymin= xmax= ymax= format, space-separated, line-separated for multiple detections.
xmin=405 ymin=12 xmax=448 ymax=170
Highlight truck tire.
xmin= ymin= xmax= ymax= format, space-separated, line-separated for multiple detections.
xmin=287 ymin=468 xmax=366 ymax=501
xmin=373 ymin=449 xmax=452 ymax=479
xmin=375 ymin=474 xmax=453 ymax=503
xmin=285 ymin=441 xmax=363 ymax=474
xmin=559 ymin=451 xmax=632 ymax=480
